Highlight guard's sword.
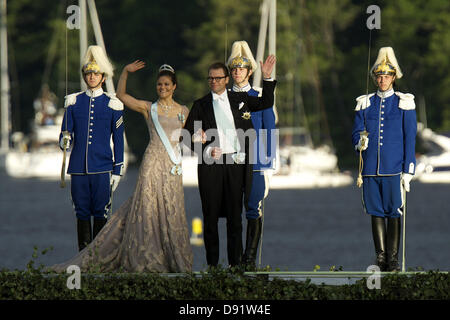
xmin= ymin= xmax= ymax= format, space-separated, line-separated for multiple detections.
xmin=402 ymin=187 xmax=407 ymax=272
xmin=357 ymin=28 xmax=373 ymax=188
xmin=60 ymin=131 xmax=69 ymax=188
xmin=257 ymin=199 xmax=265 ymax=269
xmin=60 ymin=20 xmax=69 ymax=189
xmin=108 ymin=180 xmax=114 ymax=217
xmin=357 ymin=130 xmax=369 ymax=188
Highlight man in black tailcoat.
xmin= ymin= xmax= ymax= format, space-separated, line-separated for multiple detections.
xmin=183 ymin=55 xmax=276 ymax=268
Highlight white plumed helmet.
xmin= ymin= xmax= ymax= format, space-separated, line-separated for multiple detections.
xmin=81 ymin=45 xmax=114 ymax=78
xmin=370 ymin=47 xmax=403 ymax=80
xmin=227 ymin=40 xmax=258 ymax=71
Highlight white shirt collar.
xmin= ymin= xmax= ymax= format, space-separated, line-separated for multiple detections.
xmin=232 ymin=83 xmax=251 ymax=92
xmin=377 ymin=88 xmax=394 ymax=98
xmin=212 ymin=90 xmax=228 ymax=101
xmin=86 ymin=88 xmax=104 ymax=97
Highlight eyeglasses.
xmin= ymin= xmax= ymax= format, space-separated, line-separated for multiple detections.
xmin=207 ymin=76 xmax=227 ymax=82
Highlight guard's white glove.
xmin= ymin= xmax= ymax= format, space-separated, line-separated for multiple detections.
xmin=356 ymin=135 xmax=369 ymax=151
xmin=263 ymin=169 xmax=274 ymax=198
xmin=60 ymin=132 xmax=71 ymax=151
xmin=401 ymin=173 xmax=413 ymax=192
xmin=110 ymin=174 xmax=121 ymax=192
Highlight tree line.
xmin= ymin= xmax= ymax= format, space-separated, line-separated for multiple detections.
xmin=5 ymin=0 xmax=450 ymax=168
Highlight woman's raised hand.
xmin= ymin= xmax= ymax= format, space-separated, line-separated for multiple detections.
xmin=125 ymin=60 xmax=146 ymax=73
xmin=117 ymin=60 xmax=149 ymax=119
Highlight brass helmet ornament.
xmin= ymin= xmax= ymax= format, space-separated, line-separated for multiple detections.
xmin=370 ymin=47 xmax=403 ymax=81
xmin=229 ymin=56 xmax=252 ymax=70
xmin=372 ymin=57 xmax=396 ymax=77
xmin=82 ymin=59 xmax=101 ymax=74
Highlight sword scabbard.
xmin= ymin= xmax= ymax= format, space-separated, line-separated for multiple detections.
xmin=60 ymin=130 xmax=69 ymax=188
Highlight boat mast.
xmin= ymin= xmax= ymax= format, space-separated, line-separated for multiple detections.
xmin=79 ymin=0 xmax=87 ymax=91
xmin=253 ymin=0 xmax=277 ymax=123
xmin=0 ymin=0 xmax=10 ymax=152
xmin=86 ymin=0 xmax=114 ymax=93
xmin=253 ymin=0 xmax=269 ymax=88
xmin=78 ymin=0 xmax=131 ymax=164
xmin=79 ymin=0 xmax=115 ymax=93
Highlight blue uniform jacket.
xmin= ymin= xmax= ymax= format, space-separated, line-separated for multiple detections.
xmin=351 ymin=90 xmax=417 ymax=176
xmin=233 ymin=86 xmax=276 ymax=170
xmin=59 ymin=89 xmax=124 ymax=175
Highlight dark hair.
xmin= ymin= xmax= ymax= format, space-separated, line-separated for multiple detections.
xmin=157 ymin=70 xmax=177 ymax=86
xmin=208 ymin=62 xmax=229 ymax=78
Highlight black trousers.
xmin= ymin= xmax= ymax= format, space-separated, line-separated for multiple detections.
xmin=198 ymin=157 xmax=246 ymax=267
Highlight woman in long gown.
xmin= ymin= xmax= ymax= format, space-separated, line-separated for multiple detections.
xmin=50 ymin=61 xmax=193 ymax=273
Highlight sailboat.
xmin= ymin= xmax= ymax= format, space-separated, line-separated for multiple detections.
xmin=3 ymin=0 xmax=133 ymax=180
xmin=415 ymin=122 xmax=450 ymax=183
xmin=254 ymin=0 xmax=352 ymax=189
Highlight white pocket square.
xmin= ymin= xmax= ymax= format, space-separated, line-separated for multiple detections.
xmin=238 ymin=102 xmax=245 ymax=110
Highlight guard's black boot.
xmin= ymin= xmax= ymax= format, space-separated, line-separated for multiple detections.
xmin=386 ymin=217 xmax=401 ymax=272
xmin=77 ymin=218 xmax=92 ymax=252
xmin=371 ymin=216 xmax=387 ymax=271
xmin=93 ymin=218 xmax=107 ymax=239
xmin=241 ymin=218 xmax=262 ymax=271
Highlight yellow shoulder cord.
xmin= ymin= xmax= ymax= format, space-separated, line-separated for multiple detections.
xmin=357 ymin=130 xmax=369 ymax=188
xmin=357 ymin=148 xmax=364 ymax=187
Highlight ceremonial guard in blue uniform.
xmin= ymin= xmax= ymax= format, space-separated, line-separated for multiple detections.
xmin=60 ymin=46 xmax=124 ymax=251
xmin=227 ymin=41 xmax=277 ymax=269
xmin=352 ymin=47 xmax=416 ymax=271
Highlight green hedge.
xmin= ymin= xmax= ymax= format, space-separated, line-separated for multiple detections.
xmin=1 ymin=247 xmax=448 ymax=300
xmin=1 ymin=267 xmax=449 ymax=300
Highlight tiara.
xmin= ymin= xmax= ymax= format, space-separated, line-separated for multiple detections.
xmin=159 ymin=64 xmax=175 ymax=74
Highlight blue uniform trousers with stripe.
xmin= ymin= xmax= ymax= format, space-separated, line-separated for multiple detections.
xmin=362 ymin=175 xmax=402 ymax=218
xmin=246 ymin=171 xmax=268 ymax=220
xmin=71 ymin=173 xmax=111 ymax=221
